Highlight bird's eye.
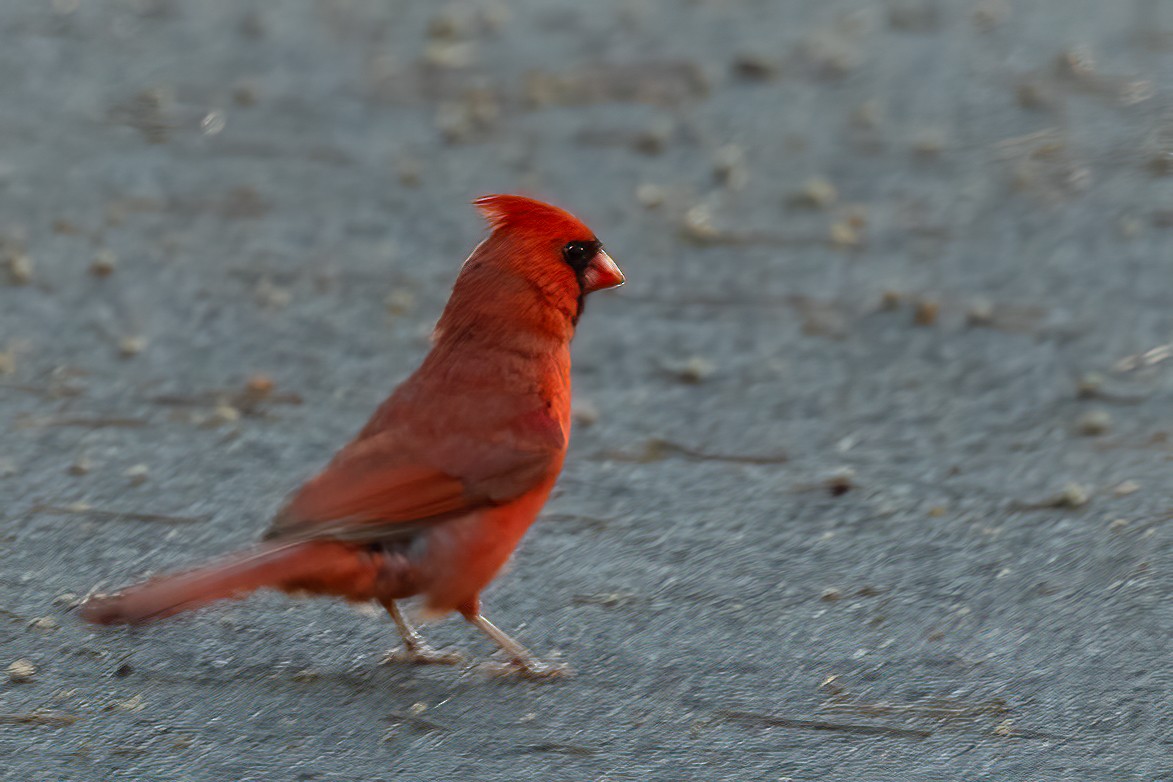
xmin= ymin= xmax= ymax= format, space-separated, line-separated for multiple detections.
xmin=562 ymin=241 xmax=598 ymax=272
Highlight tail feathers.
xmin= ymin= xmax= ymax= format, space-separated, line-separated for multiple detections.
xmin=81 ymin=541 xmax=362 ymax=625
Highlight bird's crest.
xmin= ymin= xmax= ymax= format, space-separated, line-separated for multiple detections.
xmin=473 ymin=194 xmax=594 ymax=241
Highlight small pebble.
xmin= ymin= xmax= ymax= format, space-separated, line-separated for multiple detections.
xmin=851 ymin=99 xmax=884 ymax=130
xmin=993 ymin=719 xmax=1015 ymax=737
xmin=824 ymin=467 xmax=856 ymax=496
xmin=572 ymin=400 xmax=599 ymax=426
xmin=792 ymin=177 xmax=838 ymax=209
xmin=1051 ymin=482 xmax=1090 ymax=508
xmin=68 ymin=456 xmax=92 ymax=476
xmin=801 ymin=31 xmax=860 ymax=77
xmin=232 ymin=80 xmax=259 ymax=107
xmin=206 ymin=404 xmax=241 ymax=427
xmin=912 ymin=129 xmax=947 ymax=157
xmin=385 ymin=289 xmax=415 ymax=316
xmin=114 ymin=694 xmax=145 ymax=712
xmin=200 ymin=110 xmax=226 ymax=136
xmin=4 ymin=253 xmax=32 ymax=285
xmin=8 ymin=659 xmax=36 ymax=683
xmin=634 ymin=122 xmax=673 ymax=156
xmin=1075 ymin=409 xmax=1112 ymax=436
xmin=29 ymin=617 xmax=57 ymax=632
xmin=635 ymin=183 xmax=666 ymax=209
xmin=1112 ymin=480 xmax=1140 ymax=497
xmin=830 ymin=209 xmax=866 ymax=248
xmin=1075 ymin=372 xmax=1105 ymax=398
xmin=245 ymin=373 xmax=275 ymax=397
xmin=879 ymin=290 xmax=904 ymax=310
xmin=665 ymin=356 xmax=714 ymax=384
xmin=913 ymin=297 xmax=940 ymax=326
xmin=681 ymin=204 xmax=719 ymax=242
xmin=829 ymin=219 xmax=860 ymax=248
xmin=428 ymin=6 xmax=474 ymax=40
xmin=90 ymin=250 xmax=117 ymax=277
xmin=966 ymin=298 xmax=995 ymax=326
xmin=255 ymin=278 xmax=292 ymax=309
xmin=119 ymin=335 xmax=147 ymax=358
xmin=423 ymin=40 xmax=476 ymax=70
xmin=713 ymin=144 xmax=748 ymax=190
xmin=819 ymin=674 xmax=845 ymax=694
xmin=731 ymin=52 xmax=779 ymax=81
xmin=124 ymin=464 xmax=150 ymax=485
xmin=1057 ymin=46 xmax=1096 ymax=81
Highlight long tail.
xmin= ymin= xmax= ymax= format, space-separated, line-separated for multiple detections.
xmin=80 ymin=540 xmax=384 ymax=625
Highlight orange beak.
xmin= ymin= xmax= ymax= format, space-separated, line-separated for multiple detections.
xmin=582 ymin=250 xmax=625 ymax=293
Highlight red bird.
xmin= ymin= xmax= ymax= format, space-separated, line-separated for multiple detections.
xmin=81 ymin=194 xmax=624 ymax=678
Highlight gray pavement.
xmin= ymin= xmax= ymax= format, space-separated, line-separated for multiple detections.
xmin=0 ymin=1 xmax=1169 ymax=779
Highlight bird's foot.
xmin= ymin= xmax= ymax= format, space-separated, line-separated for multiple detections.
xmin=478 ymin=657 xmax=571 ymax=681
xmin=382 ymin=644 xmax=465 ymax=667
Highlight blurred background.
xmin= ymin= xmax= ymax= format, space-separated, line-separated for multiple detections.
xmin=0 ymin=1 xmax=1169 ymax=780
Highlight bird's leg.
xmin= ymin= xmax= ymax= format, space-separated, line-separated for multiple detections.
xmin=380 ymin=600 xmax=464 ymax=666
xmin=465 ymin=612 xmax=569 ymax=680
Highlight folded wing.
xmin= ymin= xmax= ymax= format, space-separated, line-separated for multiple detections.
xmin=264 ymin=417 xmax=560 ymax=544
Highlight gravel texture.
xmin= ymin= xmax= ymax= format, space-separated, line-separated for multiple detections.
xmin=0 ymin=1 xmax=1170 ymax=780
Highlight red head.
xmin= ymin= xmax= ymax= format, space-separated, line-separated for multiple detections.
xmin=433 ymin=195 xmax=623 ymax=342
xmin=472 ymin=194 xmax=624 ymax=298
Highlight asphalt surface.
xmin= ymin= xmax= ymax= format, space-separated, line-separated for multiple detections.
xmin=0 ymin=1 xmax=1170 ymax=780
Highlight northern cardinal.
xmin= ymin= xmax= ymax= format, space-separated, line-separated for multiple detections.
xmin=81 ymin=194 xmax=624 ymax=678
